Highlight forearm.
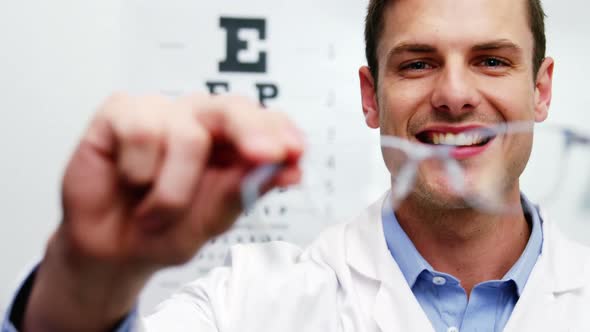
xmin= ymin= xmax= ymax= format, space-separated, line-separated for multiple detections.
xmin=22 ymin=230 xmax=149 ymax=332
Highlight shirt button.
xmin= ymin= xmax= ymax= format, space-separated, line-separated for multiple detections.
xmin=432 ymin=276 xmax=447 ymax=286
xmin=447 ymin=327 xmax=459 ymax=332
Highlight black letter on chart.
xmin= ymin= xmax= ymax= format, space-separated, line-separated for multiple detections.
xmin=255 ymin=83 xmax=279 ymax=106
xmin=206 ymin=81 xmax=230 ymax=95
xmin=219 ymin=17 xmax=267 ymax=73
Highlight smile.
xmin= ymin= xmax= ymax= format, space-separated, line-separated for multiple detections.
xmin=419 ymin=132 xmax=492 ymax=147
xmin=416 ymin=126 xmax=497 ymax=159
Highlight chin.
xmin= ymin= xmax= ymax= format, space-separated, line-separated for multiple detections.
xmin=410 ymin=180 xmax=472 ymax=210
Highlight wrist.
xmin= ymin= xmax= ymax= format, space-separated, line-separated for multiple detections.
xmin=23 ymin=227 xmax=151 ymax=332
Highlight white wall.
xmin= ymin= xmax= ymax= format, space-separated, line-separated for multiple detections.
xmin=0 ymin=1 xmax=122 ymax=312
xmin=545 ymin=0 xmax=590 ymax=129
xmin=537 ymin=0 xmax=590 ymax=241
xmin=1 ymin=0 xmax=589 ymax=313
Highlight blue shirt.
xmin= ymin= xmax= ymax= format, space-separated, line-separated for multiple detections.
xmin=382 ymin=194 xmax=543 ymax=332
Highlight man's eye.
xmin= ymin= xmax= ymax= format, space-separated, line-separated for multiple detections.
xmin=402 ymin=61 xmax=432 ymax=71
xmin=480 ymin=57 xmax=509 ymax=67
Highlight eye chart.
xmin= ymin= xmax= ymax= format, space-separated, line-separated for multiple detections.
xmin=121 ymin=0 xmax=391 ymax=312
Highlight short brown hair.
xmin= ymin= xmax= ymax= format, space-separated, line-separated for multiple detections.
xmin=364 ymin=0 xmax=547 ymax=84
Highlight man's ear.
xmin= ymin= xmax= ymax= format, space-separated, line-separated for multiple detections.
xmin=534 ymin=57 xmax=554 ymax=123
xmin=359 ymin=66 xmax=380 ymax=128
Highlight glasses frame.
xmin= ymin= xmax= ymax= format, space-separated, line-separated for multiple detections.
xmin=241 ymin=121 xmax=590 ymax=215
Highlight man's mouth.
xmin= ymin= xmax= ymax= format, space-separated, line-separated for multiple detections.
xmin=415 ymin=127 xmax=496 ymax=159
xmin=416 ymin=131 xmax=493 ymax=147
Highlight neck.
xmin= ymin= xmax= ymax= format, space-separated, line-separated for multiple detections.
xmin=394 ymin=190 xmax=531 ymax=295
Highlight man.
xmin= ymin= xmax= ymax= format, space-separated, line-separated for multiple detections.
xmin=4 ymin=0 xmax=590 ymax=331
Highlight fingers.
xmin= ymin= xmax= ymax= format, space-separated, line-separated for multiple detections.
xmin=188 ymin=94 xmax=305 ymax=164
xmin=80 ymin=92 xmax=305 ymax=261
xmin=92 ymin=92 xmax=304 ymax=197
xmin=90 ymin=92 xmax=305 ymax=199
xmin=104 ymin=94 xmax=169 ymax=185
xmin=136 ymin=106 xmax=212 ymax=227
xmin=155 ymin=110 xmax=211 ymax=206
xmin=59 ymin=91 xmax=309 ymax=279
xmin=271 ymin=165 xmax=303 ymax=187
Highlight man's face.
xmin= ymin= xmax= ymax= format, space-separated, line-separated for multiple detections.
xmin=360 ymin=0 xmax=553 ymax=208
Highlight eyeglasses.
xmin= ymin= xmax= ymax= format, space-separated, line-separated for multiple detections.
xmin=519 ymin=123 xmax=590 ymax=216
xmin=242 ymin=121 xmax=590 ymax=217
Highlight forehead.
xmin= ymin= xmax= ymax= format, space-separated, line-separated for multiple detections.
xmin=378 ymin=0 xmax=533 ymax=58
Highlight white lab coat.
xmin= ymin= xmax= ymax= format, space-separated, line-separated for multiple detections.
xmin=139 ymin=194 xmax=590 ymax=332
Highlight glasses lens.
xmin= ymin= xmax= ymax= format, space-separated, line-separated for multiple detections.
xmin=522 ymin=128 xmax=590 ymax=218
xmin=381 ymin=138 xmax=463 ymax=209
xmin=381 ymin=143 xmax=413 ymax=207
xmin=520 ymin=127 xmax=570 ymax=206
xmin=462 ymin=124 xmax=590 ymax=215
xmin=463 ymin=129 xmax=532 ymax=213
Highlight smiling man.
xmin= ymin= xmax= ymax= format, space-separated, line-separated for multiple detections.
xmin=4 ymin=0 xmax=590 ymax=332
xmin=357 ymin=0 xmax=564 ymax=330
xmin=362 ymin=0 xmax=551 ymax=290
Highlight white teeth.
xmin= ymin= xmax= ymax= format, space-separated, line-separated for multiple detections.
xmin=457 ymin=133 xmax=467 ymax=145
xmin=431 ymin=132 xmax=486 ymax=146
xmin=445 ymin=133 xmax=454 ymax=145
xmin=433 ymin=134 xmax=440 ymax=145
xmin=473 ymin=134 xmax=482 ymax=145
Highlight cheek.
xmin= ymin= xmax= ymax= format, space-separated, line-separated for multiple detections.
xmin=378 ymin=80 xmax=433 ymax=135
xmin=479 ymin=77 xmax=536 ymax=121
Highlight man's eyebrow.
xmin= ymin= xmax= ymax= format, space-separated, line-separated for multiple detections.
xmin=388 ymin=43 xmax=437 ymax=57
xmin=386 ymin=40 xmax=523 ymax=58
xmin=472 ymin=39 xmax=523 ymax=52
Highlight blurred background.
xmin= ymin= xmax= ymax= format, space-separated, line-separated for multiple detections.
xmin=1 ymin=0 xmax=589 ymax=315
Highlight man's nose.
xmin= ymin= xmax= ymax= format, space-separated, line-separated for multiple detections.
xmin=430 ymin=63 xmax=481 ymax=116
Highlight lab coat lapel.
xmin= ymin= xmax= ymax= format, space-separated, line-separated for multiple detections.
xmin=503 ymin=215 xmax=588 ymax=331
xmin=372 ymin=282 xmax=434 ymax=332
xmin=345 ymin=193 xmax=434 ymax=332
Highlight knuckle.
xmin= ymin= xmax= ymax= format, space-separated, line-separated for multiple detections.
xmin=122 ymin=122 xmax=161 ymax=146
xmin=138 ymin=94 xmax=173 ymax=108
xmin=178 ymin=92 xmax=213 ymax=114
xmin=99 ymin=92 xmax=134 ymax=117
xmin=167 ymin=113 xmax=211 ymax=148
xmin=103 ymin=92 xmax=131 ymax=108
xmin=152 ymin=189 xmax=190 ymax=214
xmin=181 ymin=128 xmax=210 ymax=149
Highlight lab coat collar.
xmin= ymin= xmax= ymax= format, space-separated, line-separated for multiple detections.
xmin=344 ymin=192 xmax=589 ymax=331
xmin=503 ymin=209 xmax=590 ymax=331
xmin=345 ymin=193 xmax=588 ymax=292
xmin=344 ymin=192 xmax=389 ymax=283
xmin=538 ymin=209 xmax=588 ymax=294
xmin=345 ymin=192 xmax=434 ymax=331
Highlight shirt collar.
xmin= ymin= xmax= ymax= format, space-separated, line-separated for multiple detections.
xmin=382 ymin=192 xmax=432 ymax=287
xmin=382 ymin=192 xmax=544 ymax=294
xmin=503 ymin=194 xmax=544 ymax=295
